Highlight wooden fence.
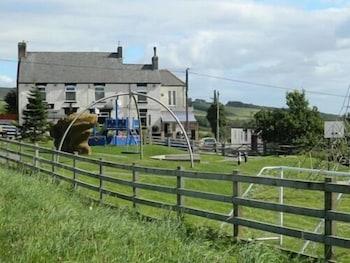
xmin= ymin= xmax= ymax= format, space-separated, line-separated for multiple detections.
xmin=0 ymin=138 xmax=349 ymax=261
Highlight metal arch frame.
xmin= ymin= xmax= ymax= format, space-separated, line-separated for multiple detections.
xmin=130 ymin=94 xmax=143 ymax=159
xmin=57 ymin=91 xmax=194 ymax=167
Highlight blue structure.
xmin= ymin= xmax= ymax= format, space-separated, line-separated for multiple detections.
xmin=89 ymin=98 xmax=141 ymax=147
xmin=89 ymin=117 xmax=141 ymax=146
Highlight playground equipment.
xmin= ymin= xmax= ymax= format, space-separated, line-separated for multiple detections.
xmin=58 ymin=91 xmax=194 ymax=167
xmin=89 ymin=117 xmax=141 ymax=146
xmin=89 ymin=96 xmax=141 ymax=148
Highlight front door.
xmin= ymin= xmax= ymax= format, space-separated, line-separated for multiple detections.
xmin=164 ymin=123 xmax=170 ymax=135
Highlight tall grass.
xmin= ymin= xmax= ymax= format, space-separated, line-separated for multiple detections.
xmin=237 ymin=243 xmax=316 ymax=263
xmin=0 ymin=166 xmax=312 ymax=263
xmin=0 ymin=168 xmax=236 ymax=262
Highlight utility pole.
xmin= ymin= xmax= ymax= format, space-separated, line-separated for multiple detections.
xmin=216 ymin=90 xmax=220 ymax=143
xmin=185 ymin=68 xmax=189 ymax=136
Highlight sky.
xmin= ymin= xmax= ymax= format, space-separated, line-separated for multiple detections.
xmin=1 ymin=0 xmax=350 ymax=114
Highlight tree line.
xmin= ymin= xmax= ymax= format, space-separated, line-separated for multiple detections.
xmin=206 ymin=90 xmax=324 ymax=147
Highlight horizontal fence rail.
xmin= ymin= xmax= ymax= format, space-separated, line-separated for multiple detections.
xmin=0 ymin=138 xmax=349 ymax=261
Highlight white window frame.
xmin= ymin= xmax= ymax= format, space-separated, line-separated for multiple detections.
xmin=168 ymin=91 xmax=172 ymax=105
xmin=168 ymin=90 xmax=176 ymax=106
xmin=65 ymin=84 xmax=76 ymax=102
xmin=94 ymin=84 xmax=105 ymax=101
xmin=139 ymin=109 xmax=147 ymax=127
xmin=172 ymin=90 xmax=176 ymax=105
xmin=137 ymin=91 xmax=147 ymax=104
xmin=98 ymin=112 xmax=109 ymax=118
xmin=36 ymin=84 xmax=46 ymax=101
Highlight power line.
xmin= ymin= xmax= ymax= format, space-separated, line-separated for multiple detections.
xmin=190 ymin=71 xmax=346 ymax=98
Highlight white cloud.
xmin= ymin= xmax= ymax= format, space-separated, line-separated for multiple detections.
xmin=0 ymin=75 xmax=14 ymax=86
xmin=1 ymin=0 xmax=350 ymax=112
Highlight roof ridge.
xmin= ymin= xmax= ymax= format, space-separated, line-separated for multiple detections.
xmin=28 ymin=51 xmax=114 ymax=53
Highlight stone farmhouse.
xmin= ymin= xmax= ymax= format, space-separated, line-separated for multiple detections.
xmin=16 ymin=42 xmax=198 ymax=139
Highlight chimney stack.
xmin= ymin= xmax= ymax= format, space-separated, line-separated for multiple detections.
xmin=18 ymin=41 xmax=27 ymax=60
xmin=117 ymin=46 xmax=123 ymax=61
xmin=152 ymin=46 xmax=158 ymax=70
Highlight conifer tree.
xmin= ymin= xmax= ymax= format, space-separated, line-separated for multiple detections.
xmin=4 ymin=90 xmax=17 ymax=114
xmin=21 ymin=86 xmax=48 ymax=142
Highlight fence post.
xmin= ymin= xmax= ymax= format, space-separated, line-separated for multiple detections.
xmin=324 ymin=177 xmax=335 ymax=262
xmin=132 ymin=163 xmax=138 ymax=208
xmin=167 ymin=137 xmax=171 ymax=147
xmin=279 ymin=167 xmax=284 ymax=246
xmin=176 ymin=166 xmax=184 ymax=217
xmin=18 ymin=141 xmax=22 ymax=170
xmin=18 ymin=141 xmax=22 ymax=163
xmin=72 ymin=152 xmax=78 ymax=189
xmin=222 ymin=142 xmax=225 ymax=156
xmin=5 ymin=141 xmax=9 ymax=167
xmin=51 ymin=147 xmax=56 ymax=181
xmin=232 ymin=170 xmax=240 ymax=241
xmin=34 ymin=143 xmax=39 ymax=172
xmin=99 ymin=158 xmax=103 ymax=203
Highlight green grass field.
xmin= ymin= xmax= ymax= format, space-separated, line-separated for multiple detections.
xmin=194 ymin=106 xmax=259 ymax=121
xmin=0 ymin=167 xmax=308 ymax=263
xmin=2 ymin=140 xmax=350 ymax=261
xmin=0 ymin=100 xmax=6 ymax=114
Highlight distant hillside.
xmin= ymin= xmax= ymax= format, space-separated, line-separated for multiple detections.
xmin=0 ymin=87 xmax=15 ymax=100
xmin=225 ymin=100 xmax=275 ymax=110
xmin=193 ymin=99 xmax=338 ymax=130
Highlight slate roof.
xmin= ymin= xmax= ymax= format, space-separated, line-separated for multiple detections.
xmin=18 ymin=52 xmax=184 ymax=85
xmin=161 ymin=111 xmax=196 ymax=122
xmin=159 ymin=69 xmax=185 ymax=86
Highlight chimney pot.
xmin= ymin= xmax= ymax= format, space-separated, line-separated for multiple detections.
xmin=152 ymin=46 xmax=158 ymax=70
xmin=117 ymin=46 xmax=123 ymax=60
xmin=18 ymin=41 xmax=27 ymax=60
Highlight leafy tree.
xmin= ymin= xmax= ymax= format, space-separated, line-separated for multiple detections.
xmin=21 ymin=86 xmax=49 ymax=142
xmin=4 ymin=90 xmax=17 ymax=114
xmin=206 ymin=99 xmax=227 ymax=141
xmin=196 ymin=115 xmax=210 ymax=128
xmin=254 ymin=90 xmax=323 ymax=147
